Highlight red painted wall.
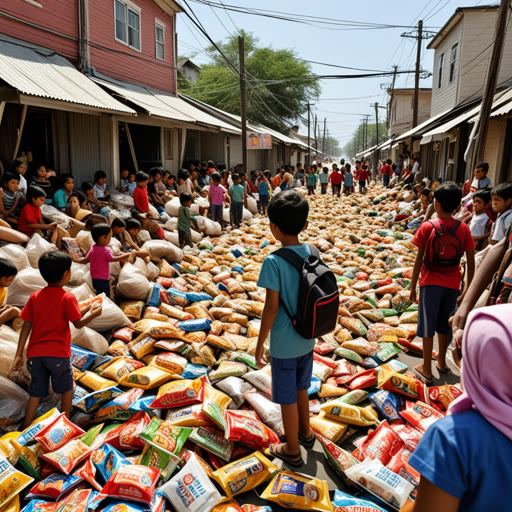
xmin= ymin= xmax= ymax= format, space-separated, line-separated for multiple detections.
xmin=0 ymin=0 xmax=78 ymax=61
xmin=88 ymin=0 xmax=176 ymax=94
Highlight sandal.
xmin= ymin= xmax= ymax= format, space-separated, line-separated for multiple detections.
xmin=298 ymin=431 xmax=316 ymax=449
xmin=413 ymin=365 xmax=433 ymax=385
xmin=269 ymin=443 xmax=303 ymax=468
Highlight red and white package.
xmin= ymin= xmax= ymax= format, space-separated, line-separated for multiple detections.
xmin=352 ymin=420 xmax=405 ymax=465
xmin=224 ymin=411 xmax=279 ymax=451
xmin=41 ymin=439 xmax=92 ymax=475
xmin=74 ymin=455 xmax=103 ymax=491
xmin=400 ymin=401 xmax=445 ymax=432
xmin=104 ymin=411 xmax=151 ymax=450
xmin=112 ymin=327 xmax=135 ymax=343
xmin=34 ymin=413 xmax=85 ymax=452
xmin=386 ymin=446 xmax=420 ymax=487
xmin=390 ymin=422 xmax=424 ymax=452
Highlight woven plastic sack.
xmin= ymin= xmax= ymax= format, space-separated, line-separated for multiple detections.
xmin=110 ymin=192 xmax=135 ymax=210
xmin=0 ymin=376 xmax=29 ymax=421
xmin=76 ymin=231 xmax=94 ymax=254
xmin=86 ymin=294 xmax=130 ymax=331
xmin=0 ymin=245 xmax=30 ymax=272
xmin=70 ymin=262 xmax=90 ymax=286
xmin=141 ymin=240 xmax=183 ymax=263
xmin=70 ymin=325 xmax=109 ymax=355
xmin=117 ymin=264 xmax=150 ymax=300
xmin=165 ymin=197 xmax=181 ymax=217
xmin=246 ymin=195 xmax=258 ymax=214
xmin=68 ymin=283 xmax=95 ymax=303
xmin=7 ymin=268 xmax=46 ymax=306
xmin=26 ymin=234 xmax=58 ymax=268
xmin=41 ymin=204 xmax=70 ymax=229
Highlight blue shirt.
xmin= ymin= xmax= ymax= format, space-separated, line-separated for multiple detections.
xmin=307 ymin=174 xmax=317 ymax=186
xmin=409 ymin=411 xmax=512 ymax=511
xmin=128 ymin=182 xmax=137 ymax=196
xmin=229 ymin=184 xmax=244 ymax=203
xmin=258 ymin=181 xmax=270 ymax=196
xmin=319 ymin=173 xmax=329 ymax=184
xmin=257 ymin=245 xmax=315 ymax=359
xmin=52 ymin=188 xmax=69 ymax=209
xmin=344 ymin=172 xmax=353 ymax=187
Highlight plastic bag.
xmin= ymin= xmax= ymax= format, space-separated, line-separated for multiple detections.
xmin=26 ymin=234 xmax=58 ymax=268
xmin=86 ymin=294 xmax=130 ymax=331
xmin=0 ymin=454 xmax=34 ymax=508
xmin=41 ymin=204 xmax=71 ymax=229
xmin=34 ymin=413 xmax=85 ymax=452
xmin=141 ymin=240 xmax=183 ymax=263
xmin=7 ymin=268 xmax=46 ymax=306
xmin=0 ymin=245 xmax=30 ymax=272
xmin=164 ymin=197 xmax=181 ymax=217
xmin=331 ymin=490 xmax=387 ymax=512
xmin=76 ymin=231 xmax=94 ymax=254
xmin=224 ymin=411 xmax=279 ymax=450
xmin=110 ymin=192 xmax=135 ymax=210
xmin=0 ymin=376 xmax=29 ymax=421
xmin=70 ymin=325 xmax=109 ymax=355
xmin=117 ymin=264 xmax=150 ymax=301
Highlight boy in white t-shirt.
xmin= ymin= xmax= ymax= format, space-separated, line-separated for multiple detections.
xmin=490 ymin=183 xmax=512 ymax=245
xmin=468 ymin=190 xmax=491 ymax=250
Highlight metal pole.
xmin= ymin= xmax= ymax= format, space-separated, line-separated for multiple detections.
xmin=307 ymin=102 xmax=311 ymax=168
xmin=374 ymin=102 xmax=379 ymax=174
xmin=239 ymin=36 xmax=248 ymax=174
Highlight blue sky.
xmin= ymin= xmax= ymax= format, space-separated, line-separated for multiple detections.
xmin=177 ymin=1 xmax=496 ymax=147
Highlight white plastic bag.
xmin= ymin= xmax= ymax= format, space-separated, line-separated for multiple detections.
xmin=191 ymin=229 xmax=202 ymax=243
xmin=138 ymin=230 xmax=152 ymax=243
xmin=68 ymin=282 xmax=95 ymax=302
xmin=141 ymin=240 xmax=183 ymax=263
xmin=70 ymin=325 xmax=109 ymax=355
xmin=110 ymin=192 xmax=135 ymax=210
xmin=7 ymin=268 xmax=47 ymax=305
xmin=41 ymin=204 xmax=70 ymax=229
xmin=242 ymin=208 xmax=252 ymax=221
xmin=86 ymin=293 xmax=131 ymax=331
xmin=165 ymin=197 xmax=181 ymax=217
xmin=196 ymin=217 xmax=221 ymax=236
xmin=0 ymin=376 xmax=29 ymax=421
xmin=146 ymin=262 xmax=160 ymax=281
xmin=164 ymin=218 xmax=178 ymax=231
xmin=164 ymin=231 xmax=179 ymax=247
xmin=246 ymin=195 xmax=258 ymax=214
xmin=0 ymin=245 xmax=30 ymax=271
xmin=117 ymin=264 xmax=150 ymax=300
xmin=69 ymin=262 xmax=90 ymax=286
xmin=26 ymin=234 xmax=58 ymax=268
xmin=0 ymin=326 xmax=30 ymax=387
xmin=76 ymin=230 xmax=94 ymax=254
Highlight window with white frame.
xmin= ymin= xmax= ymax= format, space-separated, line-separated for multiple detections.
xmin=114 ymin=0 xmax=141 ymax=51
xmin=437 ymin=53 xmax=444 ymax=89
xmin=450 ymin=43 xmax=458 ymax=83
xmin=155 ymin=20 xmax=165 ymax=60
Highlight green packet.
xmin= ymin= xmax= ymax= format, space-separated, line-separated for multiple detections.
xmin=80 ymin=424 xmax=104 ymax=447
xmin=334 ymin=347 xmax=364 ymax=365
xmin=375 ymin=342 xmax=401 ymax=362
xmin=18 ymin=444 xmax=42 ymax=480
xmin=139 ymin=417 xmax=191 ymax=455
xmin=380 ymin=308 xmax=399 ymax=317
xmin=233 ymin=352 xmax=259 ymax=370
xmin=138 ymin=442 xmax=181 ymax=482
xmin=189 ymin=426 xmax=234 ymax=461
xmin=337 ymin=389 xmax=368 ymax=406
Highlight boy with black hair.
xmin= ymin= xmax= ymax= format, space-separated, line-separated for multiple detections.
xmin=229 ymin=173 xmax=245 ymax=228
xmin=93 ymin=170 xmax=110 ymax=201
xmin=12 ymin=251 xmax=103 ymax=427
xmin=209 ymin=171 xmax=229 ymax=229
xmin=410 ymin=182 xmax=475 ymax=384
xmin=489 ymin=182 xmax=512 ymax=245
xmin=256 ymin=190 xmax=315 ymax=467
xmin=469 ymin=190 xmax=492 ymax=248
xmin=0 ymin=258 xmax=20 ymax=327
xmin=77 ymin=223 xmax=130 ymax=297
xmin=178 ymin=192 xmax=198 ymax=248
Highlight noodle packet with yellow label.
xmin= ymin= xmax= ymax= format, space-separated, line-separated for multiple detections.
xmin=202 ymin=384 xmax=232 ymax=430
xmin=0 ymin=454 xmax=34 ymax=509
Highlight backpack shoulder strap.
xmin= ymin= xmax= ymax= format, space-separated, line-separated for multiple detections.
xmin=428 ymin=219 xmax=442 ymax=235
xmin=307 ymin=244 xmax=321 ymax=258
xmin=450 ymin=219 xmax=462 ymax=235
xmin=273 ymin=247 xmax=305 ymax=271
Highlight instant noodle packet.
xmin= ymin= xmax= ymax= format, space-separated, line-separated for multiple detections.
xmin=17 ymin=443 xmax=42 ymax=480
xmin=34 ymin=413 xmax=85 ymax=452
xmin=224 ymin=411 xmax=279 ymax=450
xmin=73 ymin=455 xmax=102 ymax=491
xmin=399 ymin=401 xmax=445 ymax=431
xmin=189 ymin=426 xmax=234 ymax=461
xmin=118 ymin=366 xmax=172 ymax=390
xmin=310 ymin=414 xmax=349 ymax=444
xmin=26 ymin=474 xmax=82 ymax=501
xmin=209 ymin=362 xmax=248 ymax=381
xmin=70 ymin=345 xmax=98 ymax=371
xmin=215 ymin=377 xmax=253 ymax=409
xmin=241 ymin=506 xmax=272 ymax=512
xmin=0 ymin=495 xmax=19 ymax=512
xmin=150 ymin=377 xmax=205 ymax=409
xmin=202 ymin=384 xmax=232 ymax=430
xmin=379 ymin=372 xmax=429 ymax=403
xmin=164 ymin=405 xmax=212 ymax=428
xmin=73 ymin=386 xmax=124 ymax=413
xmin=139 ymin=418 xmax=192 ymax=455
xmin=16 ymin=409 xmax=60 ymax=446
xmin=149 ymin=352 xmax=187 ymax=375
xmin=331 ymin=490 xmax=387 ymax=512
xmin=0 ymin=454 xmax=34 ymax=508
xmin=242 ymin=366 xmax=272 ymax=396
xmin=95 ymin=388 xmax=145 ymax=421
xmin=101 ymin=358 xmax=146 ymax=382
xmin=95 ymin=465 xmax=160 ymax=506
xmin=0 ymin=434 xmax=21 ymax=466
xmin=352 ymin=420 xmax=405 ymax=465
xmin=314 ymin=432 xmax=360 ymax=480
xmin=159 ymin=454 xmax=221 ymax=512
xmin=40 ymin=439 xmax=91 ymax=474
xmin=261 ymin=471 xmax=332 ymax=511
xmin=386 ymin=447 xmax=420 ymax=487
xmin=112 ymin=326 xmax=135 ymax=343
xmin=92 ymin=443 xmax=129 ymax=483
xmin=390 ymin=422 xmax=423 ymax=452
xmin=104 ymin=412 xmax=151 ymax=450
xmin=211 ymin=452 xmax=278 ymax=499
xmin=369 ymin=390 xmax=403 ymax=422
xmin=79 ymin=371 xmax=117 ymax=391
xmin=428 ymin=384 xmax=463 ymax=410
xmin=138 ymin=443 xmax=181 ymax=482
xmin=319 ymin=399 xmax=379 ymax=426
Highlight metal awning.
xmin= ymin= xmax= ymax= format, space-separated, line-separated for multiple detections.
xmin=376 ymin=138 xmax=395 ymax=150
xmin=92 ymin=73 xmax=241 ymax=133
xmin=0 ymin=35 xmax=135 ymax=114
xmin=394 ymin=109 xmax=452 ymax=142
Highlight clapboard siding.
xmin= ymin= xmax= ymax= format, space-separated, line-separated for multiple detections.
xmin=88 ymin=0 xmax=176 ymax=93
xmin=0 ymin=0 xmax=78 ymax=60
xmin=431 ymin=20 xmax=462 ymax=117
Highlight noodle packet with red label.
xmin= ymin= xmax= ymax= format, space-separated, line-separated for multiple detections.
xmin=95 ymin=388 xmax=145 ymax=421
xmin=138 ymin=443 xmax=181 ymax=482
xmin=92 ymin=443 xmax=130 ymax=483
xmin=400 ymin=401 xmax=445 ymax=431
xmin=34 ymin=413 xmax=85 ymax=452
xmin=40 ymin=439 xmax=91 ymax=474
xmin=27 ymin=473 xmax=82 ymax=501
xmin=224 ymin=411 xmax=280 ymax=451
xmin=241 ymin=506 xmax=273 ymax=512
xmin=16 ymin=409 xmax=60 ymax=446
xmin=386 ymin=447 xmax=420 ymax=487
xmin=150 ymin=377 xmax=205 ymax=409
xmin=74 ymin=455 xmax=103 ymax=491
xmin=314 ymin=432 xmax=360 ymax=480
xmin=428 ymin=384 xmax=463 ymax=410
xmin=104 ymin=411 xmax=151 ymax=451
xmin=389 ymin=422 xmax=423 ymax=452
xmin=352 ymin=420 xmax=405 ymax=465
xmin=379 ymin=371 xmax=429 ymax=403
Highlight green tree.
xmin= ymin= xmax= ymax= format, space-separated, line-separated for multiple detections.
xmin=183 ymin=30 xmax=320 ymax=133
xmin=343 ymin=122 xmax=387 ymax=158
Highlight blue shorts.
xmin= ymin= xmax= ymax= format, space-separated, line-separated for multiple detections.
xmin=417 ymin=285 xmax=458 ymax=338
xmin=270 ymin=352 xmax=314 ymax=405
xmin=211 ymin=204 xmax=223 ymax=223
xmin=28 ymin=356 xmax=73 ymax=398
xmin=92 ymin=278 xmax=110 ymax=298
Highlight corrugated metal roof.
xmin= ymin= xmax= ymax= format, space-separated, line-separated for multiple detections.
xmin=394 ymin=109 xmax=453 ymax=142
xmin=0 ymin=35 xmax=135 ymax=114
xmin=92 ymin=73 xmax=240 ymax=133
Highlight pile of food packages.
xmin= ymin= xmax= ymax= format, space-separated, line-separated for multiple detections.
xmin=0 ymin=185 xmax=463 ymax=512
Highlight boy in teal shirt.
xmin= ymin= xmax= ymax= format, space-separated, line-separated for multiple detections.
xmin=319 ymin=167 xmax=329 ymax=194
xmin=256 ymin=190 xmax=315 ymax=468
xmin=229 ymin=173 xmax=246 ymax=228
xmin=178 ymin=192 xmax=198 ymax=248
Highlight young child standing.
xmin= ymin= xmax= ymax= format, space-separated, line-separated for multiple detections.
xmin=12 ymin=251 xmax=103 ymax=427
xmin=258 ymin=171 xmax=272 ymax=215
xmin=468 ymin=190 xmax=492 ymax=249
xmin=256 ymin=190 xmax=315 ymax=467
xmin=29 ymin=164 xmax=51 ymax=194
xmin=77 ymin=223 xmax=130 ymax=297
xmin=409 ymin=304 xmax=512 ymax=510
xmin=306 ymin=168 xmax=317 ymax=196
xmin=319 ymin=167 xmax=329 ymax=194
xmin=208 ymin=172 xmax=229 ymax=229
xmin=178 ymin=193 xmax=199 ymax=249
xmin=344 ymin=164 xmax=354 ymax=196
xmin=133 ymin=171 xmax=165 ymax=240
xmin=0 ymin=259 xmax=20 ymax=327
xmin=127 ymin=173 xmax=137 ymax=196
xmin=489 ymin=183 xmax=512 ymax=245
xmin=410 ymin=182 xmax=475 ymax=384
xmin=229 ymin=173 xmax=246 ymax=228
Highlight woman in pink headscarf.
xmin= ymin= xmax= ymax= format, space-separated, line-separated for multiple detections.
xmin=407 ymin=304 xmax=512 ymax=511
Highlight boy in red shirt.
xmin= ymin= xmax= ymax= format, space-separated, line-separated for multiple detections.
xmin=133 ymin=171 xmax=165 ymax=240
xmin=380 ymin=159 xmax=393 ymax=187
xmin=12 ymin=251 xmax=102 ymax=428
xmin=410 ymin=182 xmax=475 ymax=384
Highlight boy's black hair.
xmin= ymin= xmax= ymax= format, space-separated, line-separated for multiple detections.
xmin=2 ymin=172 xmax=20 ymax=186
xmin=267 ymin=190 xmax=309 ymax=236
xmin=476 ymin=162 xmax=489 ymax=173
xmin=91 ymin=223 xmax=112 ymax=243
xmin=178 ymin=168 xmax=190 ymax=180
xmin=420 ymin=187 xmax=431 ymax=197
xmin=207 ymin=160 xmax=215 ymax=167
xmin=340 ymin=159 xmax=345 ymax=165
xmin=323 ymin=167 xmax=328 ymax=173
xmin=149 ymin=167 xmax=162 ymax=178
xmin=39 ymin=251 xmax=72 ymax=283
xmin=355 ymin=160 xmax=361 ymax=165
xmin=81 ymin=181 xmax=94 ymax=192
xmin=491 ymin=182 xmax=512 ymax=201
xmin=0 ymin=258 xmax=17 ymax=278
xmin=126 ymin=218 xmax=141 ymax=231
xmin=433 ymin=181 xmax=462 ymax=213
xmin=264 ymin=170 xmax=272 ymax=178
xmin=59 ymin=173 xmax=73 ymax=187
xmin=26 ymin=186 xmax=46 ymax=203
xmin=232 ymin=173 xmax=240 ymax=181
xmin=94 ymin=170 xmax=107 ymax=181
xmin=386 ymin=159 xmax=392 ymax=165
xmin=135 ymin=171 xmax=149 ymax=183
xmin=13 ymin=159 xmax=24 ymax=169
xmin=169 ymin=174 xmax=176 ymax=182
xmin=180 ymin=192 xmax=192 ymax=205
xmin=345 ymin=163 xmax=351 ymax=171
xmin=473 ymin=189 xmax=492 ymax=204
xmin=211 ymin=172 xmax=221 ymax=183
xmin=111 ymin=217 xmax=126 ymax=229
xmin=239 ymin=171 xmax=246 ymax=178
xmin=68 ymin=190 xmax=87 ymax=205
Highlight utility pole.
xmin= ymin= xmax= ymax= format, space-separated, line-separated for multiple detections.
xmin=374 ymin=102 xmax=379 ymax=173
xmin=363 ymin=115 xmax=370 ymax=151
xmin=307 ymin=102 xmax=311 ymax=169
xmin=468 ymin=0 xmax=510 ymax=180
xmin=387 ymin=65 xmax=398 ymax=131
xmin=238 ymin=36 xmax=248 ymax=174
xmin=413 ymin=20 xmax=423 ymax=128
xmin=322 ymin=117 xmax=326 ymax=156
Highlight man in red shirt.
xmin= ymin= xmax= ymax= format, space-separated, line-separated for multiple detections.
xmin=272 ymin=169 xmax=285 ymax=190
xmin=356 ymin=161 xmax=369 ymax=194
xmin=329 ymin=164 xmax=343 ymax=197
xmin=12 ymin=251 xmax=102 ymax=428
xmin=380 ymin=159 xmax=393 ymax=188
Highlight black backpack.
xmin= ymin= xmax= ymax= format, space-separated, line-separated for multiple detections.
xmin=424 ymin=219 xmax=463 ymax=272
xmin=274 ymin=244 xmax=339 ymax=339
